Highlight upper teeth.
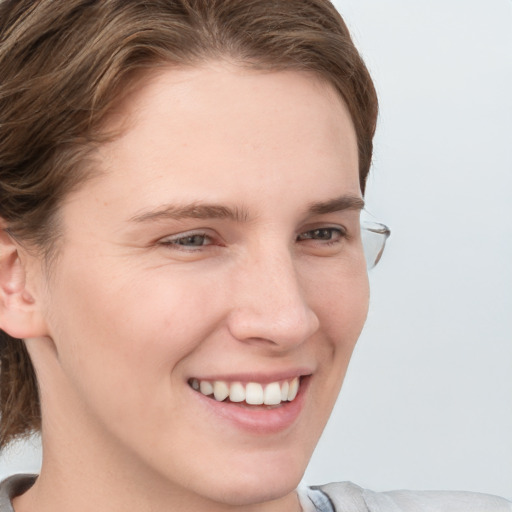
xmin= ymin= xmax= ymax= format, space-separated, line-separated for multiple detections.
xmin=190 ymin=377 xmax=300 ymax=406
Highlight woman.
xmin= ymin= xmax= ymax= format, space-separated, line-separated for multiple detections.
xmin=0 ymin=1 xmax=509 ymax=511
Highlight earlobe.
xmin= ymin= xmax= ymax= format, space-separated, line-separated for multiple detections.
xmin=0 ymin=226 xmax=48 ymax=339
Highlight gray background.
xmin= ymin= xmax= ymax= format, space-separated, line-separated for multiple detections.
xmin=305 ymin=0 xmax=512 ymax=499
xmin=1 ymin=0 xmax=511 ymax=501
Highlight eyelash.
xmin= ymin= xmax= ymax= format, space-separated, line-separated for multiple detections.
xmin=296 ymin=227 xmax=346 ymax=245
xmin=158 ymin=227 xmax=347 ymax=251
xmin=159 ymin=232 xmax=214 ymax=250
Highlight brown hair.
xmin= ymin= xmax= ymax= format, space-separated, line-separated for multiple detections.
xmin=0 ymin=0 xmax=378 ymax=449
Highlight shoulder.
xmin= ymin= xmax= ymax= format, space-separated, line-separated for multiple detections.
xmin=315 ymin=481 xmax=512 ymax=512
xmin=0 ymin=474 xmax=37 ymax=512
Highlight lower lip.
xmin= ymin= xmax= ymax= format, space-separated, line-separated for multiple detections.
xmin=190 ymin=377 xmax=310 ymax=434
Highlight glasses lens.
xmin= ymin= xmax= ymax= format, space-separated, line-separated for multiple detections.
xmin=361 ymin=221 xmax=390 ymax=269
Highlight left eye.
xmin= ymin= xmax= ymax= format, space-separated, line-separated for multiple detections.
xmin=297 ymin=227 xmax=345 ymax=242
xmin=160 ymin=233 xmax=213 ymax=247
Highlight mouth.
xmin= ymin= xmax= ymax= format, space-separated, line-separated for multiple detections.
xmin=187 ymin=373 xmax=311 ymax=433
xmin=187 ymin=376 xmax=303 ymax=408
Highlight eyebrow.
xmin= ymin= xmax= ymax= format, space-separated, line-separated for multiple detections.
xmin=129 ymin=195 xmax=365 ymax=224
xmin=307 ymin=195 xmax=365 ymax=215
xmin=130 ymin=203 xmax=249 ymax=223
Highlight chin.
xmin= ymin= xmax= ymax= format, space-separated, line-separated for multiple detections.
xmin=210 ymin=467 xmax=304 ymax=507
xmin=175 ymin=448 xmax=309 ymax=508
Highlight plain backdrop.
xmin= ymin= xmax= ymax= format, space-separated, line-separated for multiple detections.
xmin=1 ymin=0 xmax=511 ymax=501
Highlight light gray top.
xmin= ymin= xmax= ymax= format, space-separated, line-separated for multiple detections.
xmin=301 ymin=482 xmax=512 ymax=512
xmin=2 ymin=474 xmax=512 ymax=511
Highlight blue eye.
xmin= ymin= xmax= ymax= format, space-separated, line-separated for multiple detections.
xmin=160 ymin=233 xmax=213 ymax=248
xmin=297 ymin=227 xmax=345 ymax=243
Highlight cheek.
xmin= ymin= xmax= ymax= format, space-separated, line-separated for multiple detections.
xmin=310 ymin=265 xmax=369 ymax=391
xmin=44 ymin=260 xmax=219 ymax=417
xmin=289 ymin=267 xmax=369 ymax=456
xmin=309 ymin=262 xmax=370 ymax=346
xmin=51 ymin=258 xmax=212 ymax=345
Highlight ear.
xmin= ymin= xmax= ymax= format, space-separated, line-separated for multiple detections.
xmin=0 ymin=225 xmax=49 ymax=339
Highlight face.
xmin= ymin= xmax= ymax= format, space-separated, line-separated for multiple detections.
xmin=34 ymin=64 xmax=369 ymax=508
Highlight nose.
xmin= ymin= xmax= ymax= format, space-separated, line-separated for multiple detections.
xmin=226 ymin=249 xmax=320 ymax=350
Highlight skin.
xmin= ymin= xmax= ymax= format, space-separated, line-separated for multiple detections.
xmin=6 ymin=63 xmax=369 ymax=512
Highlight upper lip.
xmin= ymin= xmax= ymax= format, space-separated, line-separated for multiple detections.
xmin=188 ymin=368 xmax=313 ymax=384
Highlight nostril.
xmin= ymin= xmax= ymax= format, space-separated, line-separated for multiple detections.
xmin=226 ymin=303 xmax=319 ymax=349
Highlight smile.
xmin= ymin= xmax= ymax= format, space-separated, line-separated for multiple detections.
xmin=188 ymin=377 xmax=300 ymax=406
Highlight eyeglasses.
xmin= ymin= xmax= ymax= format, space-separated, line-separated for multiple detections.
xmin=361 ymin=220 xmax=390 ymax=270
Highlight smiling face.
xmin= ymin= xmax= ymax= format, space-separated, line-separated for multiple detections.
xmin=29 ymin=64 xmax=369 ymax=509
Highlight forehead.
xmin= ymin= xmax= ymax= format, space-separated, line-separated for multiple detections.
xmin=101 ymin=62 xmax=357 ymax=162
xmin=64 ymin=64 xmax=361 ymax=232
